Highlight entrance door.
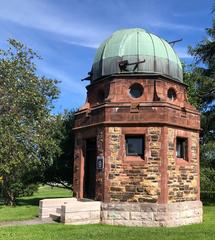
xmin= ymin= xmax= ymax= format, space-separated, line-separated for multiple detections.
xmin=84 ymin=138 xmax=97 ymax=199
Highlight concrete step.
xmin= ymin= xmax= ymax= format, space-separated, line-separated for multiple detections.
xmin=61 ymin=201 xmax=101 ymax=224
xmin=49 ymin=213 xmax=61 ymax=222
xmin=39 ymin=198 xmax=77 ymax=219
xmin=56 ymin=208 xmax=62 ymax=214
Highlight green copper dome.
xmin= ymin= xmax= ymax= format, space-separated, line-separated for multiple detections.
xmin=91 ymin=28 xmax=183 ymax=82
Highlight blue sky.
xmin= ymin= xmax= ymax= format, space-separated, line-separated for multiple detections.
xmin=0 ymin=0 xmax=213 ymax=113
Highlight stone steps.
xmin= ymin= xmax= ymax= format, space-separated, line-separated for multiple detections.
xmin=39 ymin=198 xmax=101 ymax=225
xmin=61 ymin=202 xmax=101 ymax=224
xmin=39 ymin=198 xmax=78 ymax=219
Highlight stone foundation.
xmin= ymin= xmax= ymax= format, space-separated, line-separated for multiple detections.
xmin=40 ymin=198 xmax=202 ymax=227
xmin=101 ymin=201 xmax=202 ymax=227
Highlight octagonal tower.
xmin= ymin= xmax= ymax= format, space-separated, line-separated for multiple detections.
xmin=73 ymin=28 xmax=202 ymax=227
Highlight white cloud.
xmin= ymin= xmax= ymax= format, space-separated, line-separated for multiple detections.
xmin=38 ymin=63 xmax=86 ymax=96
xmin=0 ymin=0 xmax=110 ymax=48
xmin=174 ymin=46 xmax=192 ymax=59
xmin=151 ymin=21 xmax=203 ymax=32
xmin=0 ymin=0 xmax=204 ymax=50
xmin=173 ymin=10 xmax=209 ymax=18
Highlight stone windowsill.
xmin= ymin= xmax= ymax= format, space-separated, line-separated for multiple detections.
xmin=176 ymin=158 xmax=190 ymax=166
xmin=124 ymin=155 xmax=146 ymax=165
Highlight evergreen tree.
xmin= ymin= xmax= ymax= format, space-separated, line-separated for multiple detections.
xmin=184 ymin=5 xmax=215 ymax=196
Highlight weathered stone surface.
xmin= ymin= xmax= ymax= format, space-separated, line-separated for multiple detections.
xmin=106 ymin=211 xmax=130 ymax=220
xmin=101 ymin=201 xmax=202 ymax=227
xmin=102 ymin=202 xmax=141 ymax=211
xmin=107 ymin=126 xmax=161 ymax=203
xmin=167 ymin=128 xmax=199 ymax=203
xmin=130 ymin=211 xmax=153 ymax=220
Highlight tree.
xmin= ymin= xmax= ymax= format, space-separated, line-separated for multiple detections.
xmin=184 ymin=5 xmax=215 ymax=195
xmin=189 ymin=6 xmax=215 ymax=79
xmin=42 ymin=110 xmax=75 ymax=189
xmin=0 ymin=39 xmax=60 ymax=205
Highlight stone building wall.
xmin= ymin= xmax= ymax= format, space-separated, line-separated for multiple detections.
xmin=106 ymin=126 xmax=161 ymax=203
xmin=73 ymin=73 xmax=202 ymax=227
xmin=167 ymin=128 xmax=199 ymax=202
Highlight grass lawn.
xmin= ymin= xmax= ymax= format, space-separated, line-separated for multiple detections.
xmin=0 ymin=185 xmax=72 ymax=222
xmin=0 ymin=205 xmax=214 ymax=240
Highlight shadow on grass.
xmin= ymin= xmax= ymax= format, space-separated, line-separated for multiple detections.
xmin=201 ymin=192 xmax=215 ymax=206
xmin=0 ymin=197 xmax=40 ymax=206
xmin=16 ymin=197 xmax=69 ymax=206
xmin=17 ymin=198 xmax=44 ymax=206
xmin=0 ymin=196 xmax=69 ymax=207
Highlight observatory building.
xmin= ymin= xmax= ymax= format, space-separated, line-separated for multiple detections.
xmin=73 ymin=28 xmax=202 ymax=227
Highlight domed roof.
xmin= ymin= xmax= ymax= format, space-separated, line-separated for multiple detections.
xmin=91 ymin=28 xmax=183 ymax=82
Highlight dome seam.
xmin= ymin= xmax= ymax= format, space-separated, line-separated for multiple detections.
xmin=160 ymin=38 xmax=170 ymax=77
xmin=147 ymin=32 xmax=156 ymax=73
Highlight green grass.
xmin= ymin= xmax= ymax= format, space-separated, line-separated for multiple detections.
xmin=0 ymin=185 xmax=72 ymax=222
xmin=0 ymin=205 xmax=214 ymax=240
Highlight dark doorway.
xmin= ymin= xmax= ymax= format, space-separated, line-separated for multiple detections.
xmin=84 ymin=138 xmax=97 ymax=199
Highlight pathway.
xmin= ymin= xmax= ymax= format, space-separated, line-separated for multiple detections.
xmin=0 ymin=218 xmax=55 ymax=227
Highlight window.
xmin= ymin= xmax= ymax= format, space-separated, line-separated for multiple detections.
xmin=176 ymin=137 xmax=188 ymax=160
xmin=167 ymin=88 xmax=177 ymax=101
xmin=129 ymin=83 xmax=144 ymax=98
xmin=126 ymin=136 xmax=144 ymax=156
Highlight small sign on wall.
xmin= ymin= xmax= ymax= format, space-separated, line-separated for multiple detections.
xmin=96 ymin=156 xmax=104 ymax=170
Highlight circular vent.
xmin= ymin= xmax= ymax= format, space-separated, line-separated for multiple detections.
xmin=129 ymin=83 xmax=144 ymax=98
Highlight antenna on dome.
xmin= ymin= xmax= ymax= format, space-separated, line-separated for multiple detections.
xmin=168 ymin=38 xmax=183 ymax=47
